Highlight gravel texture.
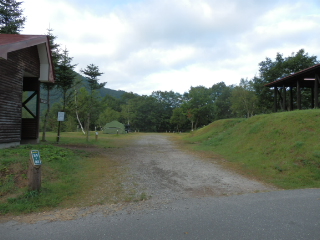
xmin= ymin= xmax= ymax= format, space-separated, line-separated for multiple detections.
xmin=111 ymin=133 xmax=275 ymax=206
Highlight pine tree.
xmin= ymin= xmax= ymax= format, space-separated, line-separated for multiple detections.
xmin=80 ymin=64 xmax=106 ymax=141
xmin=55 ymin=47 xmax=77 ymax=142
xmin=0 ymin=0 xmax=26 ymax=34
xmin=41 ymin=28 xmax=60 ymax=141
xmin=81 ymin=64 xmax=106 ymax=94
xmin=56 ymin=47 xmax=77 ymax=110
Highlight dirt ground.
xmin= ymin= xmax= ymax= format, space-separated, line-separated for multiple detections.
xmin=0 ymin=133 xmax=276 ymax=223
xmin=114 ymin=134 xmax=275 ymax=202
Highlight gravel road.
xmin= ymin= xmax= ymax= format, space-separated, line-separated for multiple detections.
xmin=110 ymin=133 xmax=275 ymax=206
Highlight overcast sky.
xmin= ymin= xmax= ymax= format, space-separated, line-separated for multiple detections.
xmin=21 ymin=0 xmax=320 ymax=95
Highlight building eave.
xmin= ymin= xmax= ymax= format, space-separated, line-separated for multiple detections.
xmin=0 ymin=34 xmax=55 ymax=83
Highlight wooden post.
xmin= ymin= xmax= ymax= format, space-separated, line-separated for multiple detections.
xmin=28 ymin=150 xmax=42 ymax=191
xmin=56 ymin=121 xmax=61 ymax=143
xmin=283 ymin=85 xmax=286 ymax=111
xmin=56 ymin=112 xmax=65 ymax=143
xmin=315 ymin=74 xmax=319 ymax=109
xmin=297 ymin=80 xmax=301 ymax=110
xmin=274 ymin=87 xmax=278 ymax=112
xmin=311 ymin=87 xmax=314 ymax=109
xmin=289 ymin=86 xmax=293 ymax=111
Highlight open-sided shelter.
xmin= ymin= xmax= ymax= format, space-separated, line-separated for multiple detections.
xmin=265 ymin=64 xmax=320 ymax=112
xmin=0 ymin=34 xmax=54 ymax=149
xmin=103 ymin=121 xmax=125 ymax=134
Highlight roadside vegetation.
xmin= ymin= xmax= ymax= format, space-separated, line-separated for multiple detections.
xmin=0 ymin=132 xmax=140 ymax=215
xmin=183 ymin=109 xmax=320 ymax=189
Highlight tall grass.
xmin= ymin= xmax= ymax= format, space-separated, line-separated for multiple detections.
xmin=184 ymin=109 xmax=320 ymax=189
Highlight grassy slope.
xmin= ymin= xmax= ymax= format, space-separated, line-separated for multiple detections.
xmin=184 ymin=109 xmax=320 ymax=189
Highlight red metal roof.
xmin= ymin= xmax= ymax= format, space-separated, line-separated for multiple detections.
xmin=0 ymin=34 xmax=45 ymax=45
xmin=0 ymin=34 xmax=55 ymax=82
xmin=265 ymin=64 xmax=320 ymax=88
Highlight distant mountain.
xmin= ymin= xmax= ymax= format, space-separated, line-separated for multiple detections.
xmin=98 ymin=87 xmax=127 ymax=99
xmin=38 ymin=71 xmax=129 ymax=115
xmin=75 ymin=72 xmax=127 ymax=99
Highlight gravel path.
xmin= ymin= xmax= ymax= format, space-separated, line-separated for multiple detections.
xmin=111 ymin=133 xmax=275 ymax=206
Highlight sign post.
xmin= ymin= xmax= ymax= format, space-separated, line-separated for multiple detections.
xmin=28 ymin=150 xmax=42 ymax=191
xmin=95 ymin=131 xmax=98 ymax=141
xmin=56 ymin=112 xmax=65 ymax=143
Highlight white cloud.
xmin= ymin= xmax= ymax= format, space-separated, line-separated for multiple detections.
xmin=21 ymin=0 xmax=320 ymax=95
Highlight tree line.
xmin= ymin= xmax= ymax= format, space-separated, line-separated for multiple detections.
xmin=43 ymin=47 xmax=319 ymax=134
xmin=1 ymin=0 xmax=319 ymax=136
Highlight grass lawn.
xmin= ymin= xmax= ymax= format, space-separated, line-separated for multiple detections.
xmin=0 ymin=131 xmax=138 ymax=215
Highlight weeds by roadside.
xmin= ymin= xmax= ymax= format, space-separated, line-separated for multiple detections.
xmin=0 ymin=143 xmax=85 ymax=214
xmin=0 ymin=131 xmax=142 ymax=215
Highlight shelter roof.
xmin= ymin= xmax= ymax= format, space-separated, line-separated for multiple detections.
xmin=0 ymin=34 xmax=54 ymax=82
xmin=265 ymin=64 xmax=320 ymax=88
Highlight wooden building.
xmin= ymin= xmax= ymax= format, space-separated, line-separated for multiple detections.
xmin=265 ymin=64 xmax=320 ymax=112
xmin=0 ymin=34 xmax=54 ymax=149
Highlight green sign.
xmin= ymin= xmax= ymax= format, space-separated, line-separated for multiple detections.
xmin=31 ymin=150 xmax=42 ymax=166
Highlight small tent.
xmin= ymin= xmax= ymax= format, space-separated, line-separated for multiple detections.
xmin=103 ymin=121 xmax=125 ymax=134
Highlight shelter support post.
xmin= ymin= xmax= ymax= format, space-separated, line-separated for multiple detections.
xmin=282 ymin=85 xmax=286 ymax=111
xmin=315 ymin=74 xmax=320 ymax=109
xmin=289 ymin=86 xmax=293 ymax=111
xmin=274 ymin=87 xmax=278 ymax=112
xmin=278 ymin=88 xmax=283 ymax=110
xmin=311 ymin=88 xmax=314 ymax=108
xmin=297 ymin=80 xmax=301 ymax=110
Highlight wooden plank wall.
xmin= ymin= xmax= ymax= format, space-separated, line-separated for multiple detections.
xmin=0 ymin=46 xmax=40 ymax=144
xmin=21 ymin=118 xmax=38 ymax=139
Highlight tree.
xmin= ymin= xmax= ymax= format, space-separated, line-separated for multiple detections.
xmin=0 ymin=0 xmax=25 ymax=33
xmin=41 ymin=28 xmax=61 ymax=141
xmin=231 ymin=79 xmax=258 ymax=118
xmin=170 ymin=108 xmax=187 ymax=132
xmin=80 ymin=64 xmax=105 ymax=141
xmin=150 ymin=91 xmax=183 ymax=131
xmin=98 ymin=107 xmax=121 ymax=127
xmin=55 ymin=47 xmax=77 ymax=142
xmin=75 ymin=87 xmax=104 ymax=132
xmin=182 ymin=86 xmax=213 ymax=130
xmin=121 ymin=102 xmax=134 ymax=126
xmin=210 ymin=82 xmax=233 ymax=120
xmin=81 ymin=64 xmax=105 ymax=95
xmin=119 ymin=92 xmax=137 ymax=126
xmin=253 ymin=49 xmax=319 ymax=113
xmin=55 ymin=47 xmax=77 ymax=109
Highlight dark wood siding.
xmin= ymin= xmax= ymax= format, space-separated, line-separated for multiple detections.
xmin=21 ymin=119 xmax=38 ymax=139
xmin=0 ymin=46 xmax=40 ymax=144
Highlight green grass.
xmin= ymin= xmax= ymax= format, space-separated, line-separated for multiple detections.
xmin=0 ymin=143 xmax=86 ymax=214
xmin=0 ymin=131 xmax=138 ymax=215
xmin=184 ymin=109 xmax=320 ymax=189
